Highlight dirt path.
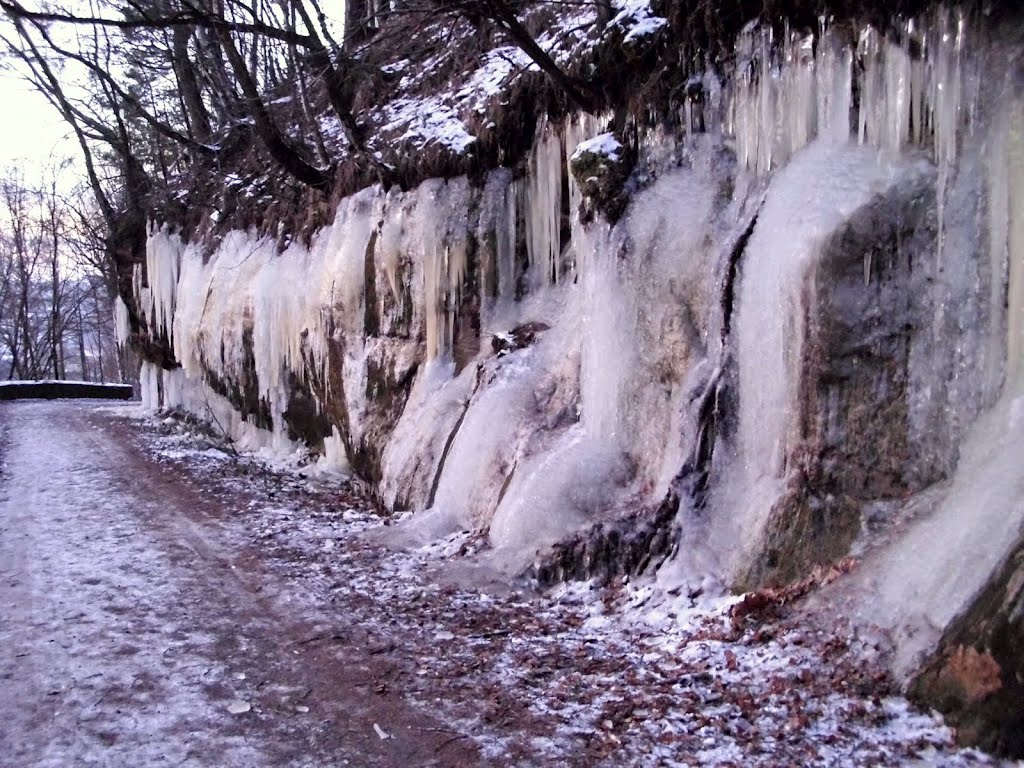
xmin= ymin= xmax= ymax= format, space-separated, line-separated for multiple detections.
xmin=0 ymin=400 xmax=995 ymax=768
xmin=0 ymin=400 xmax=479 ymax=767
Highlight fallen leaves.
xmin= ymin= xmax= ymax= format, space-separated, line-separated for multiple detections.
xmin=942 ymin=646 xmax=1003 ymax=703
xmin=133 ymin=417 xmax=974 ymax=768
xmin=730 ymin=558 xmax=859 ymax=630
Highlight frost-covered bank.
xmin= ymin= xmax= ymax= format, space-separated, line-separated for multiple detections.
xmin=125 ymin=2 xmax=1024 ymax=755
xmin=122 ymin=404 xmax=1004 ymax=767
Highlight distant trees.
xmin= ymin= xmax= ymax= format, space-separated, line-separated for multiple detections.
xmin=0 ymin=0 xmax=612 ymax=369
xmin=0 ymin=0 xmax=607 ymax=206
xmin=0 ymin=167 xmax=123 ymax=382
xmin=0 ymin=0 xmax=386 ymax=198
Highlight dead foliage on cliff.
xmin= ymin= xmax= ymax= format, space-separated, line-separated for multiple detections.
xmin=730 ymin=556 xmax=859 ymax=630
xmin=151 ymin=0 xmax=950 ymax=247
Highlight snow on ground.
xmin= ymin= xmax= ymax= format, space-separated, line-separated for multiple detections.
xmin=106 ymin=404 xmax=1018 ymax=768
xmin=0 ymin=403 xmax=268 ymax=767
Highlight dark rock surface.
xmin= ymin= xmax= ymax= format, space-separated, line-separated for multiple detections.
xmin=569 ymin=132 xmax=634 ymax=223
xmin=909 ymin=536 xmax=1024 ymax=758
xmin=740 ymin=174 xmax=943 ymax=588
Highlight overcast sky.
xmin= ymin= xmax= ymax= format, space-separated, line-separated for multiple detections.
xmin=0 ymin=69 xmax=79 ymax=174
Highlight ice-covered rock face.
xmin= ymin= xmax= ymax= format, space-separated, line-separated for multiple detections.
xmin=130 ymin=6 xmax=1023 ymax=729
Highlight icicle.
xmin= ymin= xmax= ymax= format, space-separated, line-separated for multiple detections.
xmin=783 ymin=30 xmax=817 ymax=159
xmin=857 ymin=26 xmax=883 ymax=147
xmin=883 ymin=39 xmax=912 ymax=150
xmin=576 ymin=222 xmax=629 ymax=442
xmin=1005 ymin=99 xmax=1024 ymax=392
xmin=731 ymin=6 xmax=971 ymax=187
xmin=144 ymin=225 xmax=184 ymax=343
xmin=932 ymin=8 xmax=964 ymax=266
xmin=422 ymin=234 xmax=445 ymax=362
xmin=414 ymin=179 xmax=470 ymax=363
xmin=113 ymin=295 xmax=130 ymax=348
xmin=733 ymin=25 xmax=820 ymax=175
xmin=525 ymin=121 xmax=563 ymax=287
xmin=498 ymin=180 xmax=518 ymax=300
xmin=163 ymin=368 xmax=185 ymax=410
xmin=139 ymin=361 xmax=160 ymax=410
xmin=380 ymin=196 xmax=404 ymax=303
xmin=909 ymin=20 xmax=926 ymax=146
xmin=984 ymin=99 xmax=1011 ymax=395
xmin=321 ymin=426 xmax=350 ymax=473
xmin=816 ymin=29 xmax=852 ymax=143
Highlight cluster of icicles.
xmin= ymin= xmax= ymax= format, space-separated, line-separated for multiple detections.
xmin=122 ymin=2 xmax=1014 ymax=582
xmin=729 ymin=8 xmax=969 ymax=173
xmin=126 ymin=113 xmax=605 ymax=455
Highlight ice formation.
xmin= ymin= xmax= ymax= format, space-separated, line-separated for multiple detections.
xmin=127 ymin=5 xmax=1022 ymax=681
xmin=113 ymin=296 xmax=130 ymax=348
xmin=730 ymin=142 xmax=927 ymax=569
xmin=730 ymin=10 xmax=969 ymax=175
xmin=832 ymin=89 xmax=1024 ymax=674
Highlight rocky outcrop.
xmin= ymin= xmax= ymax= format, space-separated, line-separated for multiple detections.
xmin=740 ymin=173 xmax=940 ymax=587
xmin=569 ymin=132 xmax=634 ymax=222
xmin=124 ymin=4 xmax=1024 ymax=756
xmin=909 ymin=538 xmax=1024 ymax=757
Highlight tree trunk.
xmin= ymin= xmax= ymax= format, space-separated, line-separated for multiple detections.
xmin=50 ymin=201 xmax=63 ymax=380
xmin=172 ymin=26 xmax=213 ymax=142
xmin=78 ymin=304 xmax=89 ymax=381
xmin=344 ymin=0 xmax=368 ymax=47
xmin=214 ymin=25 xmax=331 ymax=191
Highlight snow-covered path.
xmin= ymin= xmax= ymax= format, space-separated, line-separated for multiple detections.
xmin=0 ymin=400 xmax=1005 ymax=768
xmin=0 ymin=400 xmax=475 ymax=767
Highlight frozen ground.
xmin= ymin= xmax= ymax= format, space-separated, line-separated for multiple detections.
xmin=0 ymin=400 xmax=1014 ymax=767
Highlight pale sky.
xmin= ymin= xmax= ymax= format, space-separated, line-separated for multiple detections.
xmin=0 ymin=71 xmax=78 ymax=172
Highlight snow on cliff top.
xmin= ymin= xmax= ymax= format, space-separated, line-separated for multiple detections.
xmin=363 ymin=0 xmax=666 ymax=155
xmin=572 ymin=132 xmax=623 ymax=161
xmin=612 ymin=0 xmax=670 ymax=43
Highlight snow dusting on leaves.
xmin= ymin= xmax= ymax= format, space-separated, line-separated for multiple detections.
xmin=380 ymin=97 xmax=477 ymax=154
xmin=455 ymin=47 xmax=533 ymax=113
xmin=365 ymin=4 xmax=600 ymax=159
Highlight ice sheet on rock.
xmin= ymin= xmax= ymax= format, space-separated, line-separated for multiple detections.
xmin=728 ymin=140 xmax=926 ymax=578
xmin=831 ymin=92 xmax=1024 ymax=675
xmin=488 ymin=425 xmax=629 ymax=558
xmin=378 ymin=360 xmax=474 ymax=512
